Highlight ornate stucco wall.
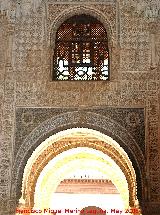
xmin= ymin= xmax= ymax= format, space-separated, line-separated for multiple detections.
xmin=0 ymin=0 xmax=160 ymax=214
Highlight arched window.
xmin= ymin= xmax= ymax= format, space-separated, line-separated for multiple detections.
xmin=52 ymin=14 xmax=110 ymax=81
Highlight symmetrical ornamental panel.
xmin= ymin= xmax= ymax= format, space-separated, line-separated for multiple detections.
xmin=12 ymin=108 xmax=145 ymax=209
xmin=0 ymin=1 xmax=159 ymax=215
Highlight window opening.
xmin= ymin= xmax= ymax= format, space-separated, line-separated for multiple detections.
xmin=52 ymin=14 xmax=109 ymax=81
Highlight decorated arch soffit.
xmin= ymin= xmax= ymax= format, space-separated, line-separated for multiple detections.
xmin=33 ymin=146 xmax=130 ymax=210
xmin=22 ymin=131 xmax=135 ymax=208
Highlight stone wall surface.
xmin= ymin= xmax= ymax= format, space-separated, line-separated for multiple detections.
xmin=0 ymin=0 xmax=160 ymax=214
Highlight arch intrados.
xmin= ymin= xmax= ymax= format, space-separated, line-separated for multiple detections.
xmin=34 ymin=147 xmax=130 ymax=209
xmin=22 ymin=129 xmax=137 ymax=208
xmin=23 ymin=127 xmax=132 ymax=182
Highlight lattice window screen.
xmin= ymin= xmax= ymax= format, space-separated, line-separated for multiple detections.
xmin=53 ymin=14 xmax=109 ymax=81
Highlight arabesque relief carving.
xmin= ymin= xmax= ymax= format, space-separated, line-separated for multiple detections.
xmin=0 ymin=1 xmax=159 ymax=214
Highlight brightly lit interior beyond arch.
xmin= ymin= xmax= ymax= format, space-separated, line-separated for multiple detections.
xmin=34 ymin=147 xmax=129 ymax=211
xmin=20 ymin=128 xmax=141 ymax=215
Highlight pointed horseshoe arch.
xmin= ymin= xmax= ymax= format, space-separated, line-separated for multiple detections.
xmin=12 ymin=111 xmax=145 ymax=213
xmin=22 ymin=130 xmax=137 ymax=210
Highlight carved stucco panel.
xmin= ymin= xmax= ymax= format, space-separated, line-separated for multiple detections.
xmin=146 ymin=93 xmax=160 ymax=201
